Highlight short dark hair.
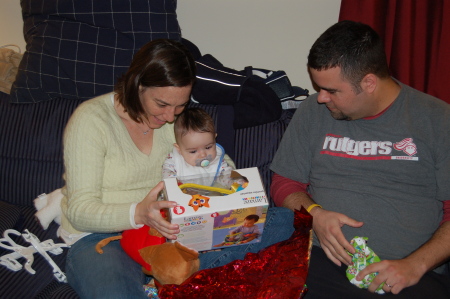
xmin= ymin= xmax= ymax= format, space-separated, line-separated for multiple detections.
xmin=308 ymin=21 xmax=390 ymax=91
xmin=245 ymin=214 xmax=260 ymax=222
xmin=174 ymin=107 xmax=215 ymax=143
xmin=115 ymin=39 xmax=196 ymax=123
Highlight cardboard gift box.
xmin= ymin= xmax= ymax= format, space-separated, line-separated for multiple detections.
xmin=163 ymin=167 xmax=269 ymax=251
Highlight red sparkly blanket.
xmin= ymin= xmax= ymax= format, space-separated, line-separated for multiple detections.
xmin=159 ymin=208 xmax=312 ymax=299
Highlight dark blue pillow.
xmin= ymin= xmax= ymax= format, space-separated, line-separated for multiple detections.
xmin=0 ymin=91 xmax=82 ymax=206
xmin=10 ymin=0 xmax=181 ymax=103
xmin=0 ymin=201 xmax=21 ymax=234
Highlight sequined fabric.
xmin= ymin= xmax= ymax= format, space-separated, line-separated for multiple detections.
xmin=158 ymin=208 xmax=312 ymax=299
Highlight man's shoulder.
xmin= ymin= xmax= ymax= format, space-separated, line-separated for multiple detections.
xmin=401 ymin=84 xmax=450 ymax=112
xmin=299 ymin=93 xmax=319 ymax=108
xmin=292 ymin=93 xmax=327 ymax=121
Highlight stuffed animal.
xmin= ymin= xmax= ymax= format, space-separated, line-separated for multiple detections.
xmin=95 ymin=225 xmax=199 ymax=285
xmin=34 ymin=189 xmax=63 ymax=230
xmin=140 ymin=241 xmax=199 ymax=285
xmin=95 ymin=225 xmax=166 ymax=271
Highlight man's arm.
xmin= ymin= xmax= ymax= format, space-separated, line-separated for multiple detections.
xmin=270 ymin=173 xmax=363 ymax=266
xmin=270 ymin=173 xmax=311 ymax=208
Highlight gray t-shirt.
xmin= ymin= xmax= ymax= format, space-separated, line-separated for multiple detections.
xmin=271 ymin=83 xmax=450 ymax=270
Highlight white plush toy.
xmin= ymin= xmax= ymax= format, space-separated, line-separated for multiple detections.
xmin=34 ymin=189 xmax=63 ymax=230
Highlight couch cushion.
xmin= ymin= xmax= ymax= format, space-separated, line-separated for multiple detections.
xmin=0 ymin=205 xmax=71 ymax=299
xmin=234 ymin=109 xmax=294 ymax=202
xmin=0 ymin=91 xmax=82 ymax=206
xmin=0 ymin=201 xmax=21 ymax=234
xmin=10 ymin=0 xmax=181 ymax=103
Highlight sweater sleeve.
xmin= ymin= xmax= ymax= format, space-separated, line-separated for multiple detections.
xmin=62 ymin=99 xmax=132 ymax=233
xmin=270 ymin=173 xmax=310 ymax=207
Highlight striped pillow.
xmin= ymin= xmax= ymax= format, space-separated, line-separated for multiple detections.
xmin=10 ymin=0 xmax=181 ymax=103
xmin=0 ymin=201 xmax=21 ymax=234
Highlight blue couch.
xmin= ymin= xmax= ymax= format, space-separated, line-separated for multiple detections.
xmin=0 ymin=90 xmax=295 ymax=298
xmin=0 ymin=2 xmax=301 ymax=298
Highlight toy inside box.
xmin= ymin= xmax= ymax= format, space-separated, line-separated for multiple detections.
xmin=163 ymin=167 xmax=269 ymax=252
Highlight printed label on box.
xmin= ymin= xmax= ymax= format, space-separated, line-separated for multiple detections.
xmin=164 ymin=167 xmax=269 ymax=251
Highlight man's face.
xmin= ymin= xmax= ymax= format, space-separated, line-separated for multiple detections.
xmin=310 ymin=67 xmax=368 ymax=120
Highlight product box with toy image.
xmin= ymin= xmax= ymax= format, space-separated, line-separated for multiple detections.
xmin=163 ymin=167 xmax=269 ymax=252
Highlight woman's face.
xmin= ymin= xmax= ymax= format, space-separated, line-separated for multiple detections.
xmin=139 ymin=85 xmax=192 ymax=129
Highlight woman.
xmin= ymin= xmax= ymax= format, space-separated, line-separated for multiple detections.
xmin=61 ymin=39 xmax=196 ymax=298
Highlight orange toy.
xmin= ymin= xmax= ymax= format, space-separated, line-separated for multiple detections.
xmin=95 ymin=225 xmax=199 ymax=285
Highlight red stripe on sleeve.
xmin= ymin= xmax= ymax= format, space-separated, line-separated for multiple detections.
xmin=441 ymin=200 xmax=450 ymax=225
xmin=270 ymin=173 xmax=309 ymax=207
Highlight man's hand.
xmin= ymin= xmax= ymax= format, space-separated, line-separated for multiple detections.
xmin=357 ymin=258 xmax=424 ymax=294
xmin=135 ymin=181 xmax=180 ymax=240
xmin=359 ymin=221 xmax=450 ymax=294
xmin=311 ymin=208 xmax=364 ymax=266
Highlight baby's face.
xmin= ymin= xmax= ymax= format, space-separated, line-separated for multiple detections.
xmin=176 ymin=131 xmax=217 ymax=167
xmin=243 ymin=219 xmax=256 ymax=227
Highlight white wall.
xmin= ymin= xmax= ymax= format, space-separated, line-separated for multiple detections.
xmin=177 ymin=1 xmax=341 ymax=93
xmin=0 ymin=0 xmax=341 ymax=93
xmin=0 ymin=0 xmax=25 ymax=50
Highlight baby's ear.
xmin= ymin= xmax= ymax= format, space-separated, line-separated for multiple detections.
xmin=174 ymin=143 xmax=181 ymax=153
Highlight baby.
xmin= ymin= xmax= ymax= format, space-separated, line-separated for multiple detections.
xmin=228 ymin=214 xmax=261 ymax=243
xmin=162 ymin=107 xmax=234 ymax=187
xmin=214 ymin=214 xmax=261 ymax=247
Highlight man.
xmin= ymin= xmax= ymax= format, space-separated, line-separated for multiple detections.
xmin=270 ymin=20 xmax=450 ymax=298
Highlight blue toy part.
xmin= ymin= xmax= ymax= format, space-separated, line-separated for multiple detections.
xmin=224 ymin=232 xmax=244 ymax=243
xmin=211 ymin=143 xmax=225 ymax=186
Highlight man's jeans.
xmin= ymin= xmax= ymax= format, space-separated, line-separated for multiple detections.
xmin=199 ymin=207 xmax=294 ymax=269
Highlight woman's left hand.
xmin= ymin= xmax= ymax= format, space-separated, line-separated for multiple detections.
xmin=134 ymin=181 xmax=180 ymax=239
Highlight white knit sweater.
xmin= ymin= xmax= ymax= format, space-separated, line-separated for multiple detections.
xmin=61 ymin=93 xmax=175 ymax=235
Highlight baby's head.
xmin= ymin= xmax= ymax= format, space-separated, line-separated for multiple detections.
xmin=174 ymin=108 xmax=217 ymax=167
xmin=242 ymin=214 xmax=259 ymax=227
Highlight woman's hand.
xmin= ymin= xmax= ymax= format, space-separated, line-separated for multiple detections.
xmin=134 ymin=181 xmax=180 ymax=240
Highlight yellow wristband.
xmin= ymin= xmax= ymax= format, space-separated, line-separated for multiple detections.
xmin=306 ymin=203 xmax=322 ymax=213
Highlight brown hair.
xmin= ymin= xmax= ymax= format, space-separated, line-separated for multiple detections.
xmin=174 ymin=107 xmax=215 ymax=143
xmin=115 ymin=39 xmax=196 ymax=123
xmin=245 ymin=214 xmax=260 ymax=222
xmin=308 ymin=21 xmax=390 ymax=93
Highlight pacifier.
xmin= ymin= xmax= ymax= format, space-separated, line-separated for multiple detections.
xmin=200 ymin=159 xmax=210 ymax=167
xmin=195 ymin=155 xmax=213 ymax=167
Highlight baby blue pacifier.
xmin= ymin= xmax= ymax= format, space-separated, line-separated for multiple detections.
xmin=200 ymin=159 xmax=210 ymax=167
xmin=195 ymin=155 xmax=213 ymax=167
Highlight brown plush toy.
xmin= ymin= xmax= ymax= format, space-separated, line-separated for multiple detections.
xmin=95 ymin=225 xmax=199 ymax=285
xmin=139 ymin=241 xmax=200 ymax=285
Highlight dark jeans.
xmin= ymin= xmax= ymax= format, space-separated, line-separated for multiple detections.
xmin=199 ymin=207 xmax=295 ymax=269
xmin=305 ymin=245 xmax=450 ymax=299
xmin=66 ymin=233 xmax=150 ymax=299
